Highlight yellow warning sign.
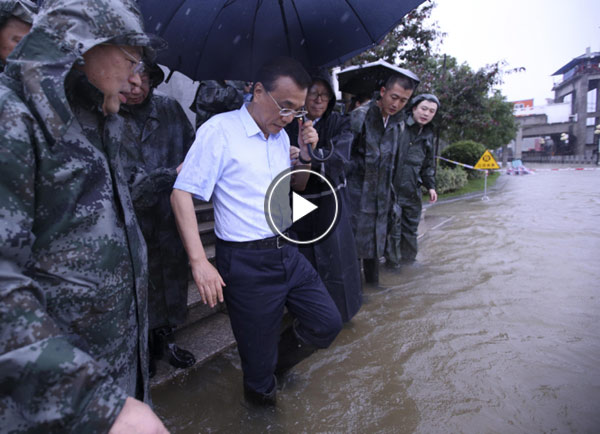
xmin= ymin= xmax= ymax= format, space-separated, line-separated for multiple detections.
xmin=474 ymin=150 xmax=500 ymax=170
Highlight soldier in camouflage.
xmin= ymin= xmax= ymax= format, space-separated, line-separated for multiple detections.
xmin=0 ymin=0 xmax=37 ymax=72
xmin=347 ymin=73 xmax=418 ymax=284
xmin=0 ymin=0 xmax=168 ymax=432
xmin=119 ymin=62 xmax=196 ymax=376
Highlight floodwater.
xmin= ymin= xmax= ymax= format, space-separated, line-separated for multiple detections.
xmin=153 ymin=166 xmax=600 ymax=433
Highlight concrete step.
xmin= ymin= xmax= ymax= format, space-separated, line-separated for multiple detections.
xmin=180 ymin=278 xmax=223 ymax=329
xmin=150 ymin=311 xmax=236 ymax=388
xmin=194 ymin=201 xmax=214 ymax=223
xmin=198 ymin=220 xmax=216 ymax=246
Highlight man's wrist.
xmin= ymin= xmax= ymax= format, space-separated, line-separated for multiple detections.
xmin=298 ymin=153 xmax=311 ymax=164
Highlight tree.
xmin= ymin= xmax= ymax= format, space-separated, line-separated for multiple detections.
xmin=346 ymin=1 xmax=518 ymax=150
xmin=479 ymin=91 xmax=517 ymax=150
xmin=350 ymin=0 xmax=443 ymax=66
xmin=408 ymin=55 xmax=516 ymax=149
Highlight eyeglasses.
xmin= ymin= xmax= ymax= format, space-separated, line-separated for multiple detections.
xmin=119 ymin=46 xmax=145 ymax=75
xmin=266 ymin=90 xmax=307 ymax=118
xmin=307 ymin=91 xmax=330 ymax=102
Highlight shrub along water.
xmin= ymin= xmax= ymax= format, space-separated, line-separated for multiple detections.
xmin=434 ymin=166 xmax=468 ymax=194
xmin=441 ymin=140 xmax=486 ymax=179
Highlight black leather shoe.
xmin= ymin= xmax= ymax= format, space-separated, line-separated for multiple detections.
xmin=152 ymin=327 xmax=196 ymax=369
xmin=165 ymin=342 xmax=196 ymax=369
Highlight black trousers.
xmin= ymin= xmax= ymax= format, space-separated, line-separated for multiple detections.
xmin=216 ymin=240 xmax=342 ymax=394
xmin=386 ymin=200 xmax=422 ymax=265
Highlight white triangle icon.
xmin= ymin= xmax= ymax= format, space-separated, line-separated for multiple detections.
xmin=292 ymin=192 xmax=318 ymax=223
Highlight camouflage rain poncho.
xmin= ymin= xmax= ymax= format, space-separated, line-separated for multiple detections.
xmin=0 ymin=0 xmax=157 ymax=431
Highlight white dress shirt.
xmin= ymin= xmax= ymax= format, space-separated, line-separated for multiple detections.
xmin=174 ymin=104 xmax=291 ymax=242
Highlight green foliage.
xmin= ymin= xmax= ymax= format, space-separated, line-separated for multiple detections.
xmin=441 ymin=140 xmax=486 ymax=178
xmin=478 ymin=91 xmax=518 ymax=150
xmin=406 ymin=56 xmax=516 ymax=148
xmin=434 ymin=166 xmax=468 ymax=194
xmin=350 ymin=1 xmax=443 ymax=66
xmin=346 ymin=1 xmax=518 ymax=150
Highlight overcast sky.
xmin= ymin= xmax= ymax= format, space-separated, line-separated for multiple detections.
xmin=428 ymin=0 xmax=600 ymax=105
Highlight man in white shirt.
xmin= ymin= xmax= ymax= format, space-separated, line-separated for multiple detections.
xmin=171 ymin=57 xmax=342 ymax=406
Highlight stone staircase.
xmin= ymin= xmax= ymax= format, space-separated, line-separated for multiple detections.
xmin=150 ymin=200 xmax=237 ymax=387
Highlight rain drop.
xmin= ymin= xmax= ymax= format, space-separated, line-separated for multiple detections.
xmin=218 ymin=24 xmax=223 ymax=30
xmin=185 ymin=8 xmax=191 ymax=16
xmin=340 ymin=12 xmax=350 ymax=23
xmin=233 ymin=35 xmax=241 ymax=45
xmin=155 ymin=23 xmax=162 ymax=31
xmin=300 ymin=39 xmax=305 ymax=45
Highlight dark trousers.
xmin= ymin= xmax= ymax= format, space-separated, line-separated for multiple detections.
xmin=216 ymin=240 xmax=342 ymax=395
xmin=386 ymin=200 xmax=422 ymax=265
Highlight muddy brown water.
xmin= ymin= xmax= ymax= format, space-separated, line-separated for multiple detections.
xmin=153 ymin=166 xmax=600 ymax=433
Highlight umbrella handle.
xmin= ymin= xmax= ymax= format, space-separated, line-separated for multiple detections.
xmin=306 ymin=140 xmax=334 ymax=162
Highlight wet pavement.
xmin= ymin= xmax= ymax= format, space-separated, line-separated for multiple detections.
xmin=153 ymin=166 xmax=600 ymax=433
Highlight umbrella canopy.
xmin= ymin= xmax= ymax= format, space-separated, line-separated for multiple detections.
xmin=138 ymin=0 xmax=425 ymax=81
xmin=336 ymin=59 xmax=420 ymax=95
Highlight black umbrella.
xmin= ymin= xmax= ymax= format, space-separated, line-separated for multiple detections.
xmin=336 ymin=59 xmax=420 ymax=95
xmin=139 ymin=0 xmax=425 ymax=81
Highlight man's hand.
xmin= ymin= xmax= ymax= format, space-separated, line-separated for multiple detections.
xmin=297 ymin=118 xmax=318 ymax=163
xmin=109 ymin=397 xmax=169 ymax=434
xmin=190 ymin=257 xmax=225 ymax=308
xmin=429 ymin=188 xmax=438 ymax=203
xmin=171 ymin=188 xmax=224 ymax=308
xmin=289 ymin=146 xmax=300 ymax=166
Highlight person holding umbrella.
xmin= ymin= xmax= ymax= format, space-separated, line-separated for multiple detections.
xmin=285 ymin=73 xmax=363 ymax=323
xmin=171 ymin=57 xmax=342 ymax=406
xmin=386 ymin=93 xmax=440 ymax=268
xmin=347 ymin=72 xmax=418 ymax=284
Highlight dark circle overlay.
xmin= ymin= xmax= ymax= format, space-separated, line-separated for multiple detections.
xmin=264 ymin=168 xmax=340 ymax=245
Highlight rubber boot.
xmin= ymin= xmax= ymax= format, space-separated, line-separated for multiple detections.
xmin=243 ymin=377 xmax=277 ymax=407
xmin=363 ymin=258 xmax=379 ymax=284
xmin=274 ymin=324 xmax=317 ymax=380
xmin=154 ymin=327 xmax=196 ymax=369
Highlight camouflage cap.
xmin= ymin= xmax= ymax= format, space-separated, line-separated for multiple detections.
xmin=0 ymin=0 xmax=37 ymax=27
xmin=36 ymin=0 xmax=166 ymax=59
xmin=5 ymin=0 xmax=166 ymax=141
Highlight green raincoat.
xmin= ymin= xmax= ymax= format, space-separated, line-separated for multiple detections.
xmin=0 ymin=0 xmax=157 ymax=431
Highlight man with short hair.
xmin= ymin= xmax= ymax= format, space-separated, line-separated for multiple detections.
xmin=119 ymin=63 xmax=196 ymax=376
xmin=171 ymin=56 xmax=342 ymax=406
xmin=347 ymin=73 xmax=417 ymax=284
xmin=0 ymin=0 xmax=36 ymax=72
xmin=0 ymin=0 xmax=168 ymax=431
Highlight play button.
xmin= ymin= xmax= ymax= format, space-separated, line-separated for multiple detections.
xmin=264 ymin=168 xmax=339 ymax=245
xmin=292 ymin=192 xmax=317 ymax=223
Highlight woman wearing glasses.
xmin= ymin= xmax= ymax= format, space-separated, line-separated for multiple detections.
xmin=286 ymin=74 xmax=363 ymax=324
